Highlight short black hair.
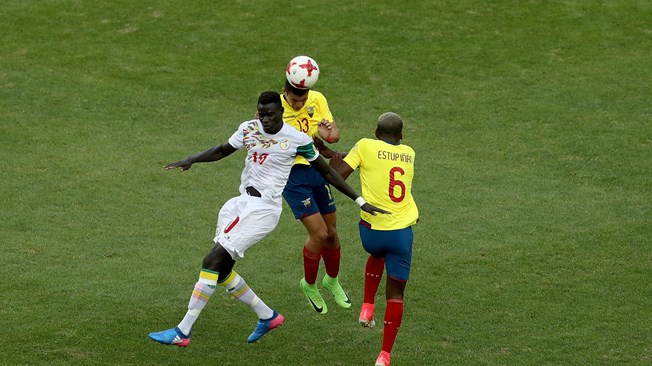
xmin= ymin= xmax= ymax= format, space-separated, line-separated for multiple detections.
xmin=284 ymin=80 xmax=309 ymax=97
xmin=258 ymin=91 xmax=282 ymax=107
xmin=376 ymin=112 xmax=403 ymax=136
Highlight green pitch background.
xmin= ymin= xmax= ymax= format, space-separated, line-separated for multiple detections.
xmin=1 ymin=1 xmax=650 ymax=365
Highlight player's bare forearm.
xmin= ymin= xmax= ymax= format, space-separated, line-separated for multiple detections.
xmin=190 ymin=143 xmax=237 ymax=163
xmin=311 ymin=156 xmax=357 ymax=200
xmin=312 ymin=137 xmax=346 ymax=160
xmin=315 ymin=156 xmax=391 ymax=216
xmin=329 ymin=128 xmax=340 ymax=143
xmin=311 ymin=156 xmax=390 ymax=215
xmin=164 ymin=142 xmax=236 ymax=171
xmin=329 ymin=154 xmax=353 ymax=180
xmin=323 ymin=167 xmax=357 ymax=200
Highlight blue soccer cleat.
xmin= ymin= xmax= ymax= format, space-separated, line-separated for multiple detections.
xmin=148 ymin=327 xmax=191 ymax=347
xmin=247 ymin=311 xmax=285 ymax=343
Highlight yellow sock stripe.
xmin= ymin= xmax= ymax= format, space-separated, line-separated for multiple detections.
xmin=191 ymin=289 xmax=212 ymax=301
xmin=218 ymin=270 xmax=237 ymax=286
xmin=231 ymin=284 xmax=250 ymax=298
xmin=199 ymin=269 xmax=219 ymax=282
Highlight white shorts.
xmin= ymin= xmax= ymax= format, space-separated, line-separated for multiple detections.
xmin=214 ymin=194 xmax=282 ymax=259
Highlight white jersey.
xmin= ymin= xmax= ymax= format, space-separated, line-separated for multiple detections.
xmin=228 ymin=119 xmax=318 ymax=202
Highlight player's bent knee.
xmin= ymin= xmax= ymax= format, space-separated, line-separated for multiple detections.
xmin=202 ymin=243 xmax=233 ymax=271
xmin=307 ymin=227 xmax=329 ymax=244
xmin=314 ymin=232 xmax=329 ymax=244
xmin=326 ymin=231 xmax=339 ymax=243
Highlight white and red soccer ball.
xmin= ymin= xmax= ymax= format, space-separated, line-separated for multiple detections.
xmin=285 ymin=56 xmax=320 ymax=89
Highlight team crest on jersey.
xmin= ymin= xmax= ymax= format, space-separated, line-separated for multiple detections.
xmin=307 ymin=106 xmax=315 ymax=118
xmin=279 ymin=139 xmax=290 ymax=150
xmin=301 ymin=198 xmax=312 ymax=208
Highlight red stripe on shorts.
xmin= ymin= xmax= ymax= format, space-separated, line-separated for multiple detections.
xmin=224 ymin=216 xmax=240 ymax=233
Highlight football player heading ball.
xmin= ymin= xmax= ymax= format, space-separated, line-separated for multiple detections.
xmin=281 ymin=56 xmax=349 ymax=315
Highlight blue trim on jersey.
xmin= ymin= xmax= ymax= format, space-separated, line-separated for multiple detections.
xmin=358 ymin=223 xmax=413 ymax=281
xmin=282 ymin=165 xmax=336 ymax=219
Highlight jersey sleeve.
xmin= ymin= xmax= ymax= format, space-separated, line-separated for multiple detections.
xmin=317 ymin=94 xmax=334 ymax=124
xmin=227 ymin=121 xmax=248 ymax=150
xmin=309 ymin=92 xmax=334 ymax=139
xmin=297 ymin=141 xmax=319 ymax=162
xmin=343 ymin=139 xmax=364 ymax=170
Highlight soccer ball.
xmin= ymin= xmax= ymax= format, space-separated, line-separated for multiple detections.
xmin=285 ymin=55 xmax=320 ymax=89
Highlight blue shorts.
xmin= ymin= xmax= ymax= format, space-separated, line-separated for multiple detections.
xmin=359 ymin=221 xmax=413 ymax=281
xmin=283 ymin=165 xmax=337 ymax=219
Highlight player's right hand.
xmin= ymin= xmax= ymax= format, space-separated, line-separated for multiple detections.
xmin=164 ymin=159 xmax=193 ymax=171
xmin=360 ymin=203 xmax=391 ymax=216
xmin=328 ymin=152 xmax=348 ymax=167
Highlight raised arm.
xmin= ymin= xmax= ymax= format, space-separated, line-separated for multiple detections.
xmin=317 ymin=119 xmax=340 ymax=143
xmin=164 ymin=142 xmax=237 ymax=171
xmin=312 ymin=136 xmax=347 ymax=160
xmin=310 ymin=155 xmax=390 ymax=215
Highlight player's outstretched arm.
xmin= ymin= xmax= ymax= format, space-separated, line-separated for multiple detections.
xmin=329 ymin=153 xmax=354 ymax=180
xmin=310 ymin=156 xmax=390 ymax=215
xmin=312 ymin=137 xmax=347 ymax=160
xmin=164 ymin=142 xmax=237 ymax=171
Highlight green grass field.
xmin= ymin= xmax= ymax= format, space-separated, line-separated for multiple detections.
xmin=1 ymin=1 xmax=650 ymax=365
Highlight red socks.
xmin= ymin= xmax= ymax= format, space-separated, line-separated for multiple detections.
xmin=362 ymin=255 xmax=404 ymax=355
xmin=363 ymin=256 xmax=385 ymax=304
xmin=382 ymin=299 xmax=404 ymax=353
xmin=303 ymin=246 xmax=321 ymax=284
xmin=303 ymin=246 xmax=342 ymax=283
xmin=321 ymin=246 xmax=341 ymax=278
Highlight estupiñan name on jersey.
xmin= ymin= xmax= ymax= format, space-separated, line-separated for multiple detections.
xmin=377 ymin=150 xmax=414 ymax=163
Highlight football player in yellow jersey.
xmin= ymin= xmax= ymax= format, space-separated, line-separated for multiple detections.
xmin=281 ymin=72 xmax=350 ymax=315
xmin=331 ymin=112 xmax=418 ymax=366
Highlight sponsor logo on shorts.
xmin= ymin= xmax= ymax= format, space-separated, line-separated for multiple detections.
xmin=302 ymin=198 xmax=312 ymax=208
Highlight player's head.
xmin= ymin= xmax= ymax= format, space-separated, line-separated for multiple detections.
xmin=375 ymin=112 xmax=403 ymax=142
xmin=283 ymin=80 xmax=310 ymax=111
xmin=257 ymin=91 xmax=284 ymax=134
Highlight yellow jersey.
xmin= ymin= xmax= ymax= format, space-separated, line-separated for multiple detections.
xmin=344 ymin=138 xmax=418 ymax=230
xmin=282 ymin=90 xmax=334 ymax=165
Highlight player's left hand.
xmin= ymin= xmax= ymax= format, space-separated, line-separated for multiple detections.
xmin=318 ymin=119 xmax=339 ymax=143
xmin=328 ymin=151 xmax=347 ymax=168
xmin=360 ymin=203 xmax=391 ymax=216
xmin=318 ymin=119 xmax=333 ymax=129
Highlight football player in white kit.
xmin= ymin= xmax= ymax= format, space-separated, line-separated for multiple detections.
xmin=148 ymin=91 xmax=388 ymax=346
